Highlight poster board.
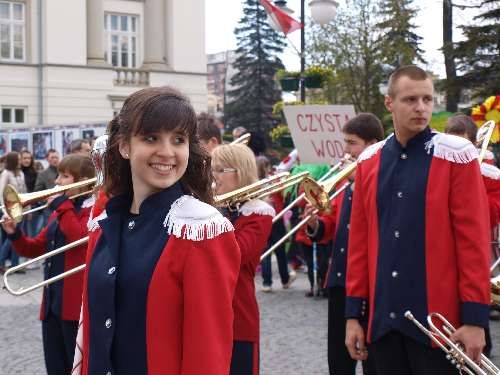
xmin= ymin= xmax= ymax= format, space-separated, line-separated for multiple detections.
xmin=283 ymin=104 xmax=356 ymax=165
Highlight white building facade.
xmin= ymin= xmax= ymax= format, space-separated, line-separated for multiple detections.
xmin=0 ymin=0 xmax=206 ymax=157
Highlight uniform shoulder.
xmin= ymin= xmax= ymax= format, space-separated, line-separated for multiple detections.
xmin=163 ymin=195 xmax=234 ymax=242
xmin=357 ymin=135 xmax=392 ymax=163
xmin=239 ymin=199 xmax=276 ymax=217
xmin=481 ymin=163 xmax=500 ymax=180
xmin=428 ymin=132 xmax=478 ymax=164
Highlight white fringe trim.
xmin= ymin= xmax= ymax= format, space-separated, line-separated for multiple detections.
xmin=87 ymin=211 xmax=107 ymax=232
xmin=357 ymin=135 xmax=392 ymax=162
xmin=481 ymin=163 xmax=500 ymax=180
xmin=239 ymin=199 xmax=276 ymax=217
xmin=81 ymin=195 xmax=95 ymax=209
xmin=163 ymin=195 xmax=234 ymax=241
xmin=425 ymin=133 xmax=478 ymax=164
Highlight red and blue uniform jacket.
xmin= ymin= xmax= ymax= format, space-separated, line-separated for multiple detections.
xmin=9 ymin=195 xmax=92 ymax=321
xmin=73 ymin=183 xmax=241 ymax=375
xmin=480 ymin=162 xmax=500 ymax=228
xmin=308 ymin=183 xmax=352 ymax=289
xmin=228 ymin=199 xmax=275 ymax=344
xmin=345 ymin=127 xmax=491 ymax=346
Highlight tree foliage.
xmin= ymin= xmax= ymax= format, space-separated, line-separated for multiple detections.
xmin=224 ymin=0 xmax=285 ymax=135
xmin=454 ymin=0 xmax=500 ymax=98
xmin=307 ymin=0 xmax=385 ymax=118
xmin=376 ymin=0 xmax=426 ymax=69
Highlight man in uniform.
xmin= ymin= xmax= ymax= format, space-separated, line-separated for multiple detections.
xmin=345 ymin=65 xmax=490 ymax=374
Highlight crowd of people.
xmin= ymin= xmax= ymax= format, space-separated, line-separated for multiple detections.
xmin=0 ymin=65 xmax=497 ymax=375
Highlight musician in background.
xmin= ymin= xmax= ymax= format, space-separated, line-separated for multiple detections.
xmin=197 ymin=112 xmax=223 ymax=154
xmin=345 ymin=65 xmax=490 ymax=374
xmin=305 ymin=113 xmax=384 ymax=374
xmin=212 ymin=143 xmax=275 ymax=375
xmin=2 ymin=154 xmax=95 ymax=375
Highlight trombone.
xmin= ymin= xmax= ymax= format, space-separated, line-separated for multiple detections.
xmin=405 ymin=311 xmax=499 ymax=375
xmin=2 ymin=178 xmax=97 ymax=223
xmin=261 ymin=161 xmax=357 ymax=261
xmin=230 ymin=133 xmax=251 ymax=146
xmin=3 ymin=237 xmax=89 ymax=296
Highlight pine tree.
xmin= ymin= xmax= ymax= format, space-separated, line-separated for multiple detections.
xmin=224 ymin=0 xmax=285 ymax=136
xmin=376 ymin=0 xmax=426 ymax=69
xmin=454 ymin=0 xmax=500 ymax=98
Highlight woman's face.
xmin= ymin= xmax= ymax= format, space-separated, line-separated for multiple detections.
xmin=20 ymin=153 xmax=32 ymax=168
xmin=121 ymin=130 xmax=189 ymax=198
xmin=212 ymin=162 xmax=239 ymax=195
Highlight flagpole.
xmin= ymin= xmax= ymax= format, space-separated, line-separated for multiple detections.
xmin=300 ymin=0 xmax=306 ymax=103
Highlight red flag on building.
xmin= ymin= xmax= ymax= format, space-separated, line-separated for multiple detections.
xmin=259 ymin=0 xmax=303 ymax=35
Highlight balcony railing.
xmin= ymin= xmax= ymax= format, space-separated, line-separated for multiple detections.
xmin=113 ymin=68 xmax=150 ymax=86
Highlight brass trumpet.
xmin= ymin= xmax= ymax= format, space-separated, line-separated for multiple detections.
xmin=405 ymin=311 xmax=499 ymax=375
xmin=260 ymin=161 xmax=357 ymax=261
xmin=230 ymin=133 xmax=251 ymax=146
xmin=2 ymin=178 xmax=97 ymax=223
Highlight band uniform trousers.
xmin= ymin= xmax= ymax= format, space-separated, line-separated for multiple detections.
xmin=42 ymin=312 xmax=79 ymax=375
xmin=230 ymin=341 xmax=259 ymax=375
xmin=370 ymin=331 xmax=458 ymax=375
xmin=328 ymin=287 xmax=377 ymax=375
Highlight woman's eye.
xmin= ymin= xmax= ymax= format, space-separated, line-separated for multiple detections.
xmin=174 ymin=135 xmax=186 ymax=144
xmin=144 ymin=135 xmax=156 ymax=143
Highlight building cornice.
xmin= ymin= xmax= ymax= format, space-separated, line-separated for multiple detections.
xmin=0 ymin=62 xmax=207 ymax=76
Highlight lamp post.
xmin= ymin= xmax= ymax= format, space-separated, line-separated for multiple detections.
xmin=271 ymin=0 xmax=338 ymax=102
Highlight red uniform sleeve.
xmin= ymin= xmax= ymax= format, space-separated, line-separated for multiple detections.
xmin=450 ymin=161 xmax=491 ymax=327
xmin=345 ymin=164 xmax=370 ymax=318
xmin=10 ymin=226 xmax=49 ymax=258
xmin=482 ymin=175 xmax=500 ymax=228
xmin=181 ymin=231 xmax=241 ymax=374
xmin=315 ymin=196 xmax=340 ymax=243
xmin=53 ymin=197 xmax=91 ymax=244
xmin=234 ymin=214 xmax=272 ymax=266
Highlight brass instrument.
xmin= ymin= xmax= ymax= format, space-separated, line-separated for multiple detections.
xmin=405 ymin=311 xmax=499 ymax=375
xmin=261 ymin=161 xmax=357 ymax=261
xmin=2 ymin=178 xmax=96 ymax=223
xmin=3 ymin=237 xmax=89 ymax=296
xmin=477 ymin=120 xmax=496 ymax=164
xmin=230 ymin=133 xmax=251 ymax=146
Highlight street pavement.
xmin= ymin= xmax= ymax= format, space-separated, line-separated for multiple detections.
xmin=0 ymin=265 xmax=499 ymax=374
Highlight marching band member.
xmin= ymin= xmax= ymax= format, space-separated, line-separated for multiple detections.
xmin=197 ymin=112 xmax=223 ymax=154
xmin=1 ymin=154 xmax=95 ymax=375
xmin=75 ymin=86 xmax=241 ymax=375
xmin=305 ymin=113 xmax=384 ymax=374
xmin=345 ymin=65 xmax=490 ymax=374
xmin=212 ymin=143 xmax=275 ymax=375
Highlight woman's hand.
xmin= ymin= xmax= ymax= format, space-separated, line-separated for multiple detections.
xmin=1 ymin=217 xmax=17 ymax=235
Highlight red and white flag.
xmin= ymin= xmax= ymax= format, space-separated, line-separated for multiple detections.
xmin=259 ymin=0 xmax=303 ymax=35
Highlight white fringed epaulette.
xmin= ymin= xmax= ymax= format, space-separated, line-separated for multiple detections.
xmin=239 ymin=199 xmax=276 ymax=217
xmin=164 ymin=195 xmax=234 ymax=241
xmin=81 ymin=195 xmax=95 ymax=209
xmin=425 ymin=132 xmax=478 ymax=164
xmin=87 ymin=210 xmax=108 ymax=232
xmin=357 ymin=134 xmax=392 ymax=163
xmin=481 ymin=163 xmax=500 ymax=180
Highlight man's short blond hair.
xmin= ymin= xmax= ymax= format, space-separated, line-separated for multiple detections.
xmin=388 ymin=65 xmax=432 ymax=98
xmin=212 ymin=144 xmax=258 ymax=189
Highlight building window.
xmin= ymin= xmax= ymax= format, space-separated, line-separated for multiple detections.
xmin=1 ymin=106 xmax=26 ymax=125
xmin=104 ymin=13 xmax=138 ymax=68
xmin=0 ymin=1 xmax=25 ymax=62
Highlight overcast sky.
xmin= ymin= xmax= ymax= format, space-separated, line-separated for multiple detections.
xmin=205 ymin=0 xmax=479 ymax=77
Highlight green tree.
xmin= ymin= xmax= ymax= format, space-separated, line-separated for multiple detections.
xmin=376 ymin=0 xmax=426 ymax=69
xmin=454 ymin=0 xmax=500 ymax=99
xmin=307 ymin=0 xmax=385 ymax=118
xmin=224 ymin=0 xmax=285 ymax=136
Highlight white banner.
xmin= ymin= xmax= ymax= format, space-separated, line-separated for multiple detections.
xmin=283 ymin=105 xmax=356 ymax=164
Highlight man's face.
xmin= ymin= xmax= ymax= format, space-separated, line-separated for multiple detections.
xmin=385 ymin=76 xmax=434 ymax=140
xmin=77 ymin=142 xmax=91 ymax=156
xmin=47 ymin=152 xmax=60 ymax=167
xmin=343 ymin=133 xmax=369 ymax=159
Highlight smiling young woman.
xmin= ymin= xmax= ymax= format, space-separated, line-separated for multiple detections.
xmin=73 ymin=86 xmax=241 ymax=375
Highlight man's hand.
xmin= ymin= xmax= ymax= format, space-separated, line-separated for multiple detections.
xmin=1 ymin=217 xmax=17 ymax=235
xmin=345 ymin=319 xmax=368 ymax=361
xmin=449 ymin=324 xmax=485 ymax=363
xmin=302 ymin=204 xmax=318 ymax=231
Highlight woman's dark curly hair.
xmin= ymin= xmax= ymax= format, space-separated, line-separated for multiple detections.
xmin=104 ymin=86 xmax=214 ymax=204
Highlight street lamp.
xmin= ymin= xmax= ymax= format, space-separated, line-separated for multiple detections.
xmin=272 ymin=0 xmax=338 ymax=102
